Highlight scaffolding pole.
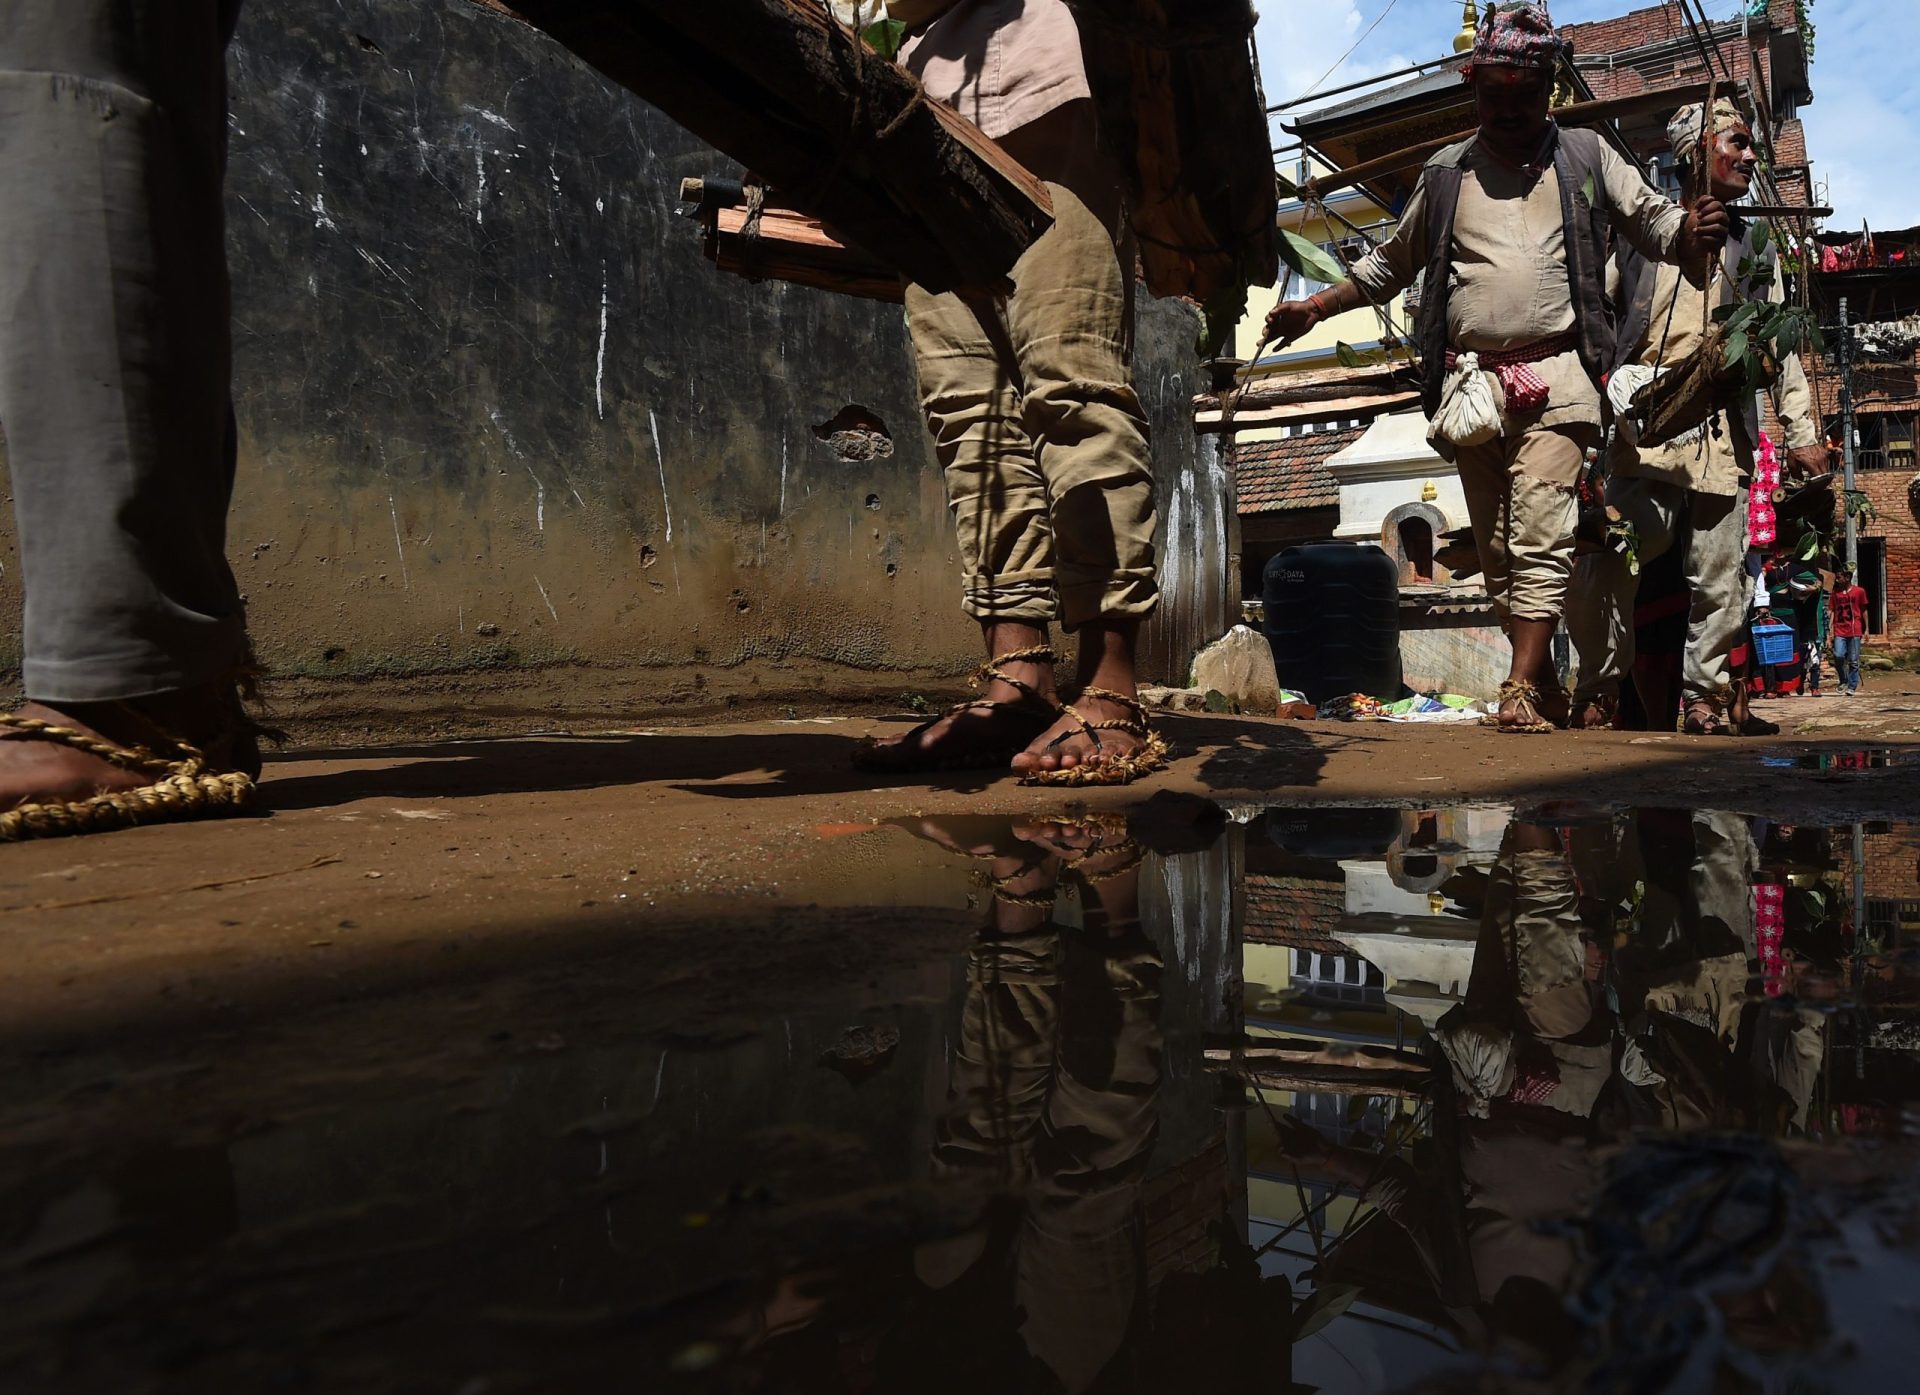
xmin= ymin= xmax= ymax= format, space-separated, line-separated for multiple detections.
xmin=1840 ymin=296 xmax=1859 ymax=571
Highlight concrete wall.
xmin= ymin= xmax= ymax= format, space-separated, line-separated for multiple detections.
xmin=0 ymin=0 xmax=1212 ymax=732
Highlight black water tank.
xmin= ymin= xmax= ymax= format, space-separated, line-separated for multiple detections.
xmin=1262 ymin=542 xmax=1402 ymax=703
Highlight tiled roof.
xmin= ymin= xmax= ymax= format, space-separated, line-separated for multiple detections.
xmin=1244 ymin=873 xmax=1346 ymax=952
xmin=1235 ymin=426 xmax=1366 ymax=515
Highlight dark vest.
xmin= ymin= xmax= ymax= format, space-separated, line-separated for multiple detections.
xmin=1415 ymin=126 xmax=1614 ymax=421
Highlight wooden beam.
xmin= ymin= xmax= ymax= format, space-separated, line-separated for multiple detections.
xmin=704 ymin=203 xmax=905 ymax=304
xmin=1302 ymin=81 xmax=1717 ymax=200
xmin=1195 ymin=390 xmax=1421 ymax=433
xmin=485 ymin=0 xmax=1052 ymax=295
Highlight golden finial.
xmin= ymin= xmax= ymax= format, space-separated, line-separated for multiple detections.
xmin=1421 ymin=480 xmax=1438 ymax=502
xmin=1454 ymin=1 xmax=1480 ymax=55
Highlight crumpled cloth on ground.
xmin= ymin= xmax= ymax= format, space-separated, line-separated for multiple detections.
xmin=1319 ymin=692 xmax=1489 ymax=722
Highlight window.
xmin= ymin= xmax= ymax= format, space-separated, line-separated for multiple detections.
xmin=1853 ymin=414 xmax=1916 ymax=471
xmin=1651 ymin=151 xmax=1684 ymax=200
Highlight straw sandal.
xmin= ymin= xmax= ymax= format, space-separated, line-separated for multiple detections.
xmin=1568 ymin=692 xmax=1617 ymax=731
xmin=1489 ymin=679 xmax=1555 ymax=734
xmin=0 ymin=713 xmax=257 ymax=843
xmin=1018 ymin=687 xmax=1169 ymax=786
xmin=852 ymin=644 xmax=1059 ymax=773
xmin=1681 ymin=695 xmax=1729 ymax=736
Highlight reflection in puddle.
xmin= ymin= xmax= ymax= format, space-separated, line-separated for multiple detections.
xmin=1 ymin=809 xmax=1916 ymax=1389
xmin=1760 ymin=747 xmax=1917 ymax=770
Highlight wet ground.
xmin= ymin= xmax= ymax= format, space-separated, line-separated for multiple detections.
xmin=5 ymin=688 xmax=1920 ymax=1391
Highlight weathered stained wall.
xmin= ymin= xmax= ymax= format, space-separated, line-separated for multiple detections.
xmin=0 ymin=0 xmax=1215 ymax=729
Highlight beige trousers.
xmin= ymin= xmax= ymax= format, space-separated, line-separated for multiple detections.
xmin=1566 ymin=475 xmax=1748 ymax=704
xmin=903 ymin=103 xmax=1157 ymax=629
xmin=1453 ymin=427 xmax=1589 ymax=626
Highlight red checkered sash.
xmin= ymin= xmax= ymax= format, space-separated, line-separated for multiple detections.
xmin=1445 ymin=330 xmax=1578 ymax=414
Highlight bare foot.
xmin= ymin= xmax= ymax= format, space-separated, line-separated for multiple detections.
xmin=0 ymin=685 xmax=262 ymax=814
xmin=858 ymin=655 xmax=1058 ymax=772
xmin=1010 ymin=692 xmax=1147 ymax=776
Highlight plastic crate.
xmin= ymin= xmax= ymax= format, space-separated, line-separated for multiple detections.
xmin=1752 ymin=621 xmax=1795 ymax=667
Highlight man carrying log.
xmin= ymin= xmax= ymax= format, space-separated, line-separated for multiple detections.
xmin=1565 ymin=97 xmax=1826 ymax=735
xmin=855 ymin=0 xmax=1168 ymax=785
xmin=1264 ymin=3 xmax=1729 ymax=733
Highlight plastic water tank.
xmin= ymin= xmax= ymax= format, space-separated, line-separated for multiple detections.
xmin=1262 ymin=542 xmax=1402 ymax=704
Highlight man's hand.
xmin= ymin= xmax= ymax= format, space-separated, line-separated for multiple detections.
xmin=1679 ymin=194 xmax=1731 ymax=266
xmin=1262 ymin=298 xmax=1322 ymax=351
xmin=1786 ymin=444 xmax=1831 ymax=478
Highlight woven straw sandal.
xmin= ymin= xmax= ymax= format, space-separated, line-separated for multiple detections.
xmin=1489 ymin=679 xmax=1555 ymax=734
xmin=1018 ymin=686 xmax=1169 ymax=786
xmin=1568 ymin=692 xmax=1617 ymax=731
xmin=853 ymin=644 xmax=1060 ymax=772
xmin=1681 ymin=696 xmax=1730 ymax=736
xmin=0 ymin=713 xmax=257 ymax=843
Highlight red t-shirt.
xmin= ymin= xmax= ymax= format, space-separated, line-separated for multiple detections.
xmin=1831 ymin=585 xmax=1870 ymax=638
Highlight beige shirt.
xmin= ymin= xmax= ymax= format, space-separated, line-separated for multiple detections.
xmin=896 ymin=0 xmax=1091 ymax=140
xmin=1612 ymin=222 xmax=1819 ymax=495
xmin=1350 ymin=133 xmax=1688 ymax=435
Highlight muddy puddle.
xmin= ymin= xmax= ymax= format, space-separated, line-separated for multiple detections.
xmin=2 ymin=807 xmax=1917 ymax=1391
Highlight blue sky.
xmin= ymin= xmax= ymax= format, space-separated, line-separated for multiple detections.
xmin=1255 ymin=0 xmax=1917 ymax=231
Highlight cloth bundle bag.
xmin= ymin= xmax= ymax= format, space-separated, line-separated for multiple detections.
xmin=1427 ymin=352 xmax=1503 ymax=448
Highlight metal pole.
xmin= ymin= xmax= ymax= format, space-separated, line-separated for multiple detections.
xmin=1840 ymin=296 xmax=1859 ymax=571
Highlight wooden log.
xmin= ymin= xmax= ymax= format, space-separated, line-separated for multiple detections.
xmin=1070 ymin=0 xmax=1278 ymax=301
xmin=485 ymin=0 xmax=1052 ymax=295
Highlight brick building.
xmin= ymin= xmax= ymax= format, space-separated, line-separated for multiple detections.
xmin=1808 ymin=227 xmax=1920 ymax=649
xmin=1561 ymin=1 xmax=1814 ymax=205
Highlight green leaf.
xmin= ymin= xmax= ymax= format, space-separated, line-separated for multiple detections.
xmin=861 ymin=16 xmax=906 ymax=59
xmin=1581 ymin=173 xmax=1597 ymax=207
xmin=1724 ymin=328 xmax=1749 ymax=369
xmin=1725 ymin=300 xmax=1762 ymax=335
xmin=1279 ymin=227 xmax=1347 ymax=286
xmin=1752 ymin=220 xmax=1771 ymax=255
xmin=1291 ymin=1284 xmax=1364 ymax=1341
xmin=1335 ymin=341 xmax=1365 ymax=368
xmin=1275 ymin=171 xmax=1301 ymax=199
xmin=1808 ymin=322 xmax=1827 ymax=354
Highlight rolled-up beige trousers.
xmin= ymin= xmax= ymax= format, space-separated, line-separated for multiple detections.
xmin=903 ymin=103 xmax=1157 ymax=630
xmin=1567 ymin=474 xmax=1748 ymax=705
xmin=1452 ymin=427 xmax=1589 ymax=626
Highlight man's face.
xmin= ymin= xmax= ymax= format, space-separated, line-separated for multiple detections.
xmin=1473 ymin=67 xmax=1553 ymax=159
xmin=1706 ymin=123 xmax=1757 ymax=200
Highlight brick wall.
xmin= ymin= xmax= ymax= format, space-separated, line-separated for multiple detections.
xmin=1858 ymin=470 xmax=1920 ymax=646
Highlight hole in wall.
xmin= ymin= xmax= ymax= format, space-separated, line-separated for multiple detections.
xmin=812 ymin=405 xmax=894 ymax=463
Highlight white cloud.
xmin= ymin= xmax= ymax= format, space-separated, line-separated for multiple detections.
xmin=1255 ymin=2 xmax=1420 ymax=139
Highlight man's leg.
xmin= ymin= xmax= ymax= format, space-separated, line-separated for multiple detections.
xmin=1568 ymin=473 xmax=1681 ymax=724
xmin=863 ymin=284 xmax=1062 ymax=768
xmin=0 ymin=0 xmax=254 ymax=810
xmin=1677 ymin=487 xmax=1747 ymax=732
xmin=1497 ymin=428 xmax=1587 ymax=729
xmin=995 ymin=104 xmax=1159 ymax=775
xmin=1454 ymin=439 xmax=1514 ymax=630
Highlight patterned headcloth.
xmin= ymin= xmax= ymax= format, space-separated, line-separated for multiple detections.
xmin=1666 ymin=96 xmax=1749 ymax=161
xmin=1468 ymin=3 xmax=1568 ymax=74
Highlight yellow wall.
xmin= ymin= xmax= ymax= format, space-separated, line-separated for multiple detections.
xmin=1235 ymin=167 xmax=1411 ymax=373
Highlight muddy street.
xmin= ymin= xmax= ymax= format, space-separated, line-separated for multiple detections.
xmin=4 ymin=692 xmax=1920 ymax=1391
